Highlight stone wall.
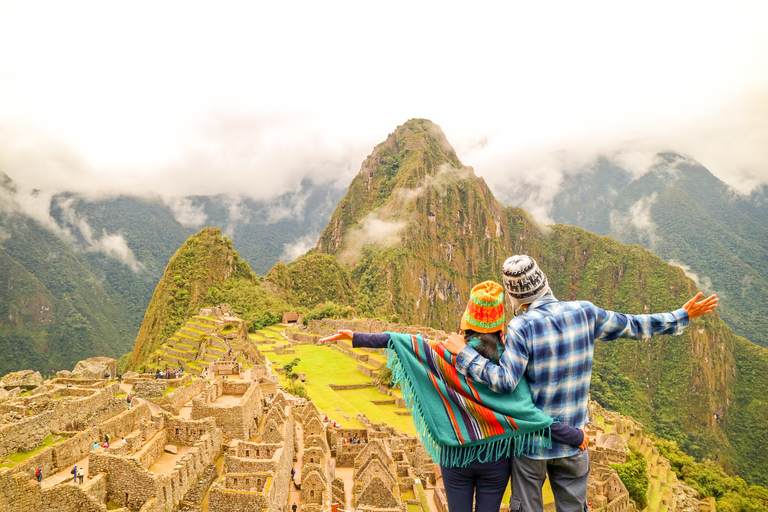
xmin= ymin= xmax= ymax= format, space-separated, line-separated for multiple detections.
xmin=40 ymin=477 xmax=110 ymax=512
xmin=151 ymin=379 xmax=206 ymax=415
xmin=135 ymin=429 xmax=169 ymax=469
xmin=89 ymin=429 xmax=222 ymax=511
xmin=132 ymin=381 xmax=167 ymax=398
xmin=98 ymin=402 xmax=152 ymax=448
xmin=335 ymin=444 xmax=365 ymax=467
xmin=207 ymin=480 xmax=270 ymax=512
xmin=190 ymin=382 xmax=260 ymax=440
xmin=0 ymin=386 xmax=122 ymax=459
xmin=166 ymin=416 xmax=217 ymax=446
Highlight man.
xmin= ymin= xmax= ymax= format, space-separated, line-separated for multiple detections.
xmin=445 ymin=255 xmax=718 ymax=512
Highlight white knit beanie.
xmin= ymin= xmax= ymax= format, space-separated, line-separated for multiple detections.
xmin=502 ymin=255 xmax=551 ymax=310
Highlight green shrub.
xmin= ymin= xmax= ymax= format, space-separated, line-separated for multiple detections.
xmin=611 ymin=453 xmax=649 ymax=509
xmin=286 ymin=380 xmax=307 ymax=398
xmin=302 ymin=301 xmax=356 ymax=325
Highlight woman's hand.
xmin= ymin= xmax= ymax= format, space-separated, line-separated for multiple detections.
xmin=579 ymin=428 xmax=589 ymax=451
xmin=319 ymin=329 xmax=354 ymax=343
xmin=444 ymin=333 xmax=467 ymax=355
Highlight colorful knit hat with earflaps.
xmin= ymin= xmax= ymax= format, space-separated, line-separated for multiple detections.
xmin=460 ymin=280 xmax=505 ymax=333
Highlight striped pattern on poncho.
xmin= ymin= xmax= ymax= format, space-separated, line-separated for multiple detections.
xmin=385 ymin=332 xmax=552 ymax=467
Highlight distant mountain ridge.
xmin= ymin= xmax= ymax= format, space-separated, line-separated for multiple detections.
xmin=548 ymin=154 xmax=768 ymax=347
xmin=0 ymin=175 xmax=342 ymax=374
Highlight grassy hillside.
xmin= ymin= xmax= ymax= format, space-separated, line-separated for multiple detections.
xmin=0 ymin=215 xmax=133 ymax=375
xmin=550 ymin=156 xmax=768 ymax=348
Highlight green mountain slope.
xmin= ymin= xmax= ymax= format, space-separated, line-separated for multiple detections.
xmin=129 ymin=227 xmax=294 ymax=368
xmin=0 ymin=214 xmax=133 ymax=375
xmin=549 ymin=155 xmax=768 ymax=348
xmin=278 ymin=118 xmax=768 ymax=485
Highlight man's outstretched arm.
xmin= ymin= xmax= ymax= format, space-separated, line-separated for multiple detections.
xmin=594 ymin=292 xmax=719 ymax=341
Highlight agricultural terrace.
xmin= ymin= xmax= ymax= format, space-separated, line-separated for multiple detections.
xmin=261 ymin=342 xmax=416 ymax=435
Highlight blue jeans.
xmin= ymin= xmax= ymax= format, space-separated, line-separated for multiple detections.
xmin=440 ymin=456 xmax=511 ymax=512
xmin=509 ymin=450 xmax=590 ymax=512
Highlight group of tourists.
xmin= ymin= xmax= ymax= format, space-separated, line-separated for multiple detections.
xmin=154 ymin=367 xmax=183 ymax=380
xmin=320 ymin=254 xmax=718 ymax=512
xmin=69 ymin=465 xmax=84 ymax=484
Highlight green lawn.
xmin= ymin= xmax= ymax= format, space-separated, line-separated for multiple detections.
xmin=267 ymin=345 xmax=415 ymax=434
xmin=0 ymin=434 xmax=67 ymax=468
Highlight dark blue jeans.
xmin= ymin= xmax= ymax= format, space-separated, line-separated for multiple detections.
xmin=440 ymin=456 xmax=511 ymax=512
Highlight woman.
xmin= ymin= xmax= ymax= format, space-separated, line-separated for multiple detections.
xmin=320 ymin=281 xmax=585 ymax=512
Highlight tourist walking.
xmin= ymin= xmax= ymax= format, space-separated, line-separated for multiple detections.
xmin=126 ymin=393 xmax=132 ymax=409
xmin=77 ymin=467 xmax=84 ymax=484
xmin=290 ymin=467 xmax=295 ymax=482
xmin=444 ymin=255 xmax=719 ymax=512
xmin=292 ymin=503 xmax=297 ymax=512
xmin=35 ymin=467 xmax=42 ymax=482
xmin=71 ymin=465 xmax=77 ymax=483
xmin=321 ymin=281 xmax=586 ymax=512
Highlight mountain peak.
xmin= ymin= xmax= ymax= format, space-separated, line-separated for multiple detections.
xmin=317 ymin=119 xmax=482 ymax=256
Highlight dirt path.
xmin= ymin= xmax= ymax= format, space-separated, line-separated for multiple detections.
xmin=41 ymin=454 xmax=90 ymax=488
xmin=287 ymin=424 xmax=304 ymax=510
xmin=148 ymin=445 xmax=192 ymax=474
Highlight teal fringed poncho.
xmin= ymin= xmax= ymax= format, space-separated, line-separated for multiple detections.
xmin=385 ymin=332 xmax=552 ymax=467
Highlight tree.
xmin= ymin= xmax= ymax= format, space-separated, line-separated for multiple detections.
xmin=282 ymin=358 xmax=307 ymax=397
xmin=283 ymin=358 xmax=301 ymax=381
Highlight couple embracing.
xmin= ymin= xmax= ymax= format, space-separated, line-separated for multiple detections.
xmin=321 ymin=255 xmax=718 ymax=512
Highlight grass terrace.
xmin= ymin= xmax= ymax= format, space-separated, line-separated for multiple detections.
xmin=267 ymin=344 xmax=415 ymax=434
xmin=0 ymin=434 xmax=68 ymax=468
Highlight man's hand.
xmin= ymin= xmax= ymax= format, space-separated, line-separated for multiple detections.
xmin=318 ymin=329 xmax=354 ymax=343
xmin=683 ymin=292 xmax=719 ymax=320
xmin=579 ymin=428 xmax=589 ymax=451
xmin=444 ymin=333 xmax=467 ymax=355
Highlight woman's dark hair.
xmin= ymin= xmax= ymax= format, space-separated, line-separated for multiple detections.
xmin=463 ymin=329 xmax=503 ymax=362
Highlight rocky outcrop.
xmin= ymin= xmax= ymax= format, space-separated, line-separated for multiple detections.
xmin=0 ymin=370 xmax=43 ymax=390
xmin=72 ymin=357 xmax=117 ymax=380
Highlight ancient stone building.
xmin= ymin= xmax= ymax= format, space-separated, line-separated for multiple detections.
xmin=207 ymin=399 xmax=295 ymax=512
xmin=190 ymin=380 xmax=261 ymax=440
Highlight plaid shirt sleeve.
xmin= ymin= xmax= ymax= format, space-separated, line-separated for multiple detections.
xmin=454 ymin=325 xmax=528 ymax=394
xmin=590 ymin=303 xmax=690 ymax=340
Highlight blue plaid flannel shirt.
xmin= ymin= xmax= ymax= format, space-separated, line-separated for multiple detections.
xmin=455 ymin=294 xmax=689 ymax=459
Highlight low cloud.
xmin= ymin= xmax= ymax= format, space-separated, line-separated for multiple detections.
xmin=223 ymin=198 xmax=250 ymax=238
xmin=609 ymin=194 xmax=660 ymax=250
xmin=394 ymin=163 xmax=474 ymax=205
xmin=264 ymin=189 xmax=312 ymax=225
xmin=166 ymin=197 xmax=207 ymax=228
xmin=668 ymin=259 xmax=716 ymax=295
xmin=0 ymin=226 xmax=10 ymax=246
xmin=0 ymin=181 xmax=145 ymax=272
xmin=279 ymin=233 xmax=319 ymax=263
xmin=57 ymin=198 xmax=146 ymax=272
xmin=340 ymin=212 xmax=408 ymax=264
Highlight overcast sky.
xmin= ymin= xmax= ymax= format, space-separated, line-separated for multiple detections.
xmin=1 ymin=1 xmax=767 ymax=210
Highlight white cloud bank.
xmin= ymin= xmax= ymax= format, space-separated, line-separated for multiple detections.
xmin=0 ymin=182 xmax=145 ymax=272
xmin=0 ymin=1 xmax=766 ymax=216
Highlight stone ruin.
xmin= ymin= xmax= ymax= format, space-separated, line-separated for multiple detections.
xmin=0 ymin=308 xmax=722 ymax=512
xmin=71 ymin=358 xmax=117 ymax=380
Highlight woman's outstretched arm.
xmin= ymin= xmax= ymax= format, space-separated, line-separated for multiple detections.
xmin=320 ymin=330 xmax=587 ymax=449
